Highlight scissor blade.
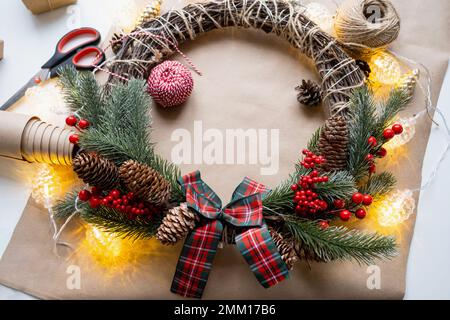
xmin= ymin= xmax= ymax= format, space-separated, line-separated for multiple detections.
xmin=0 ymin=70 xmax=48 ymax=111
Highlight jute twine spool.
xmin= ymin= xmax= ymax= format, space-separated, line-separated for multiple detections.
xmin=334 ymin=0 xmax=400 ymax=56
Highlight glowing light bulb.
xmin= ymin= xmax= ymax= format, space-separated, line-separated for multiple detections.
xmin=303 ymin=2 xmax=334 ymax=35
xmin=374 ymin=189 xmax=415 ymax=227
xmin=110 ymin=0 xmax=140 ymax=33
xmin=368 ymin=51 xmax=402 ymax=86
xmin=384 ymin=117 xmax=416 ymax=150
xmin=30 ymin=164 xmax=79 ymax=208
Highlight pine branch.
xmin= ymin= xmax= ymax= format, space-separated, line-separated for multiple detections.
xmin=58 ymin=66 xmax=105 ymax=127
xmin=285 ymin=218 xmax=397 ymax=264
xmin=347 ymin=87 xmax=377 ymax=181
xmin=372 ymin=89 xmax=409 ymax=139
xmin=360 ymin=172 xmax=396 ymax=198
xmin=80 ymin=206 xmax=162 ymax=240
xmin=308 ymin=126 xmax=322 ymax=153
xmin=54 ymin=190 xmax=87 ymax=219
xmin=314 ymin=170 xmax=357 ymax=202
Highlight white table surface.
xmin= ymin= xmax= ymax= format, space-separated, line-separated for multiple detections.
xmin=0 ymin=0 xmax=449 ymax=300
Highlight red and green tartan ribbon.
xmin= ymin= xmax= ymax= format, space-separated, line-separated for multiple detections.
xmin=170 ymin=171 xmax=289 ymax=299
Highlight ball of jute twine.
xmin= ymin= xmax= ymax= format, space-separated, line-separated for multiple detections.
xmin=334 ymin=0 xmax=400 ymax=56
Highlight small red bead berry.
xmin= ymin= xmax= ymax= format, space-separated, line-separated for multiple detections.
xmin=392 ymin=124 xmax=403 ymax=135
xmin=291 ymin=184 xmax=298 ymax=191
xmin=78 ymin=119 xmax=90 ymax=129
xmin=355 ymin=208 xmax=367 ymax=219
xmin=333 ymin=199 xmax=345 ymax=209
xmin=377 ymin=147 xmax=387 ymax=158
xmin=362 ymin=194 xmax=373 ymax=206
xmin=339 ymin=210 xmax=352 ymax=221
xmin=34 ymin=77 xmax=42 ymax=84
xmin=351 ymin=192 xmax=364 ymax=204
xmin=319 ymin=221 xmax=329 ymax=230
xmin=65 ymin=116 xmax=78 ymax=126
xmin=89 ymin=196 xmax=101 ymax=208
xmin=69 ymin=134 xmax=79 ymax=144
xmin=78 ymin=189 xmax=91 ymax=202
xmin=102 ymin=198 xmax=109 ymax=206
xmin=365 ymin=154 xmax=374 ymax=162
xmin=321 ymin=176 xmax=329 ymax=183
xmin=110 ymin=189 xmax=121 ymax=199
xmin=383 ymin=128 xmax=395 ymax=140
xmin=369 ymin=164 xmax=376 ymax=174
xmin=368 ymin=136 xmax=377 ymax=147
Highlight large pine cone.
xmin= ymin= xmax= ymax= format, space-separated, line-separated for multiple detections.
xmin=295 ymin=79 xmax=322 ymax=106
xmin=156 ymin=203 xmax=199 ymax=245
xmin=72 ymin=152 xmax=119 ymax=190
xmin=119 ymin=160 xmax=171 ymax=205
xmin=269 ymin=228 xmax=298 ymax=270
xmin=318 ymin=115 xmax=349 ymax=171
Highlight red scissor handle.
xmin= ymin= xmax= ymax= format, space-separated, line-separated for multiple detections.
xmin=42 ymin=27 xmax=101 ymax=69
xmin=72 ymin=46 xmax=105 ymax=69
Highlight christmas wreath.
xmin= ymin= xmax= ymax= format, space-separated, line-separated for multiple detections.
xmin=54 ymin=0 xmax=413 ymax=298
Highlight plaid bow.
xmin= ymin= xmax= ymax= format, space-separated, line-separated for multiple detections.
xmin=170 ymin=171 xmax=289 ymax=299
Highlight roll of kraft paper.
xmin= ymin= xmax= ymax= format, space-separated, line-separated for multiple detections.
xmin=22 ymin=0 xmax=77 ymax=15
xmin=0 ymin=111 xmax=75 ymax=165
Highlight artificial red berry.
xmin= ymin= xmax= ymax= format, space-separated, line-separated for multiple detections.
xmin=78 ymin=119 xmax=90 ymax=129
xmin=351 ymin=192 xmax=364 ymax=204
xmin=291 ymin=184 xmax=298 ymax=191
xmin=383 ymin=128 xmax=395 ymax=140
xmin=65 ymin=116 xmax=78 ymax=126
xmin=34 ymin=77 xmax=42 ymax=84
xmin=377 ymin=147 xmax=387 ymax=158
xmin=78 ymin=189 xmax=91 ymax=201
xmin=102 ymin=198 xmax=109 ymax=206
xmin=294 ymin=195 xmax=302 ymax=203
xmin=319 ymin=221 xmax=329 ymax=230
xmin=355 ymin=208 xmax=367 ymax=219
xmin=362 ymin=194 xmax=373 ymax=206
xmin=365 ymin=154 xmax=374 ymax=162
xmin=89 ymin=196 xmax=101 ymax=208
xmin=69 ymin=134 xmax=79 ymax=144
xmin=333 ymin=199 xmax=345 ymax=209
xmin=91 ymin=186 xmax=102 ymax=195
xmin=392 ymin=124 xmax=403 ymax=134
xmin=339 ymin=210 xmax=352 ymax=221
xmin=368 ymin=136 xmax=377 ymax=147
xmin=369 ymin=164 xmax=376 ymax=174
xmin=110 ymin=189 xmax=121 ymax=199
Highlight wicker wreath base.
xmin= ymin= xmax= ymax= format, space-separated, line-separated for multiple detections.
xmin=109 ymin=0 xmax=365 ymax=116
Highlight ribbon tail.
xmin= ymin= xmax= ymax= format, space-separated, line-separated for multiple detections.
xmin=235 ymin=223 xmax=289 ymax=288
xmin=170 ymin=220 xmax=223 ymax=299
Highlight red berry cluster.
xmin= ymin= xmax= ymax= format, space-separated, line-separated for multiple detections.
xmin=383 ymin=123 xmax=403 ymax=140
xmin=78 ymin=187 xmax=156 ymax=219
xmin=66 ymin=115 xmax=90 ymax=145
xmin=299 ymin=149 xmax=326 ymax=169
xmin=333 ymin=192 xmax=373 ymax=221
xmin=291 ymin=150 xmax=329 ymax=217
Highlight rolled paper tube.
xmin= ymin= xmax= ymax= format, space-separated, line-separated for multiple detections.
xmin=0 ymin=111 xmax=75 ymax=165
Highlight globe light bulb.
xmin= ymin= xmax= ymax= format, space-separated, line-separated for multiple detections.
xmin=374 ymin=189 xmax=415 ymax=227
xmin=384 ymin=117 xmax=416 ymax=150
xmin=368 ymin=51 xmax=402 ymax=86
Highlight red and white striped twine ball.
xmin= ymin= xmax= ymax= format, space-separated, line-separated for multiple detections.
xmin=147 ymin=61 xmax=194 ymax=108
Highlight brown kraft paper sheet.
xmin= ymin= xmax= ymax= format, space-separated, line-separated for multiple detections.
xmin=0 ymin=0 xmax=449 ymax=299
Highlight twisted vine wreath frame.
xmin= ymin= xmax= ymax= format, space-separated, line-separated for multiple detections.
xmin=108 ymin=0 xmax=366 ymax=116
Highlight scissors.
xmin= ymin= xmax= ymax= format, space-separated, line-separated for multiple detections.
xmin=1 ymin=27 xmax=106 ymax=111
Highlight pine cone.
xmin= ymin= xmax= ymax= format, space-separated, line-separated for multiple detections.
xmin=137 ymin=0 xmax=162 ymax=26
xmin=397 ymin=69 xmax=419 ymax=102
xmin=119 ymin=160 xmax=171 ymax=205
xmin=269 ymin=228 xmax=298 ymax=270
xmin=72 ymin=152 xmax=119 ymax=190
xmin=355 ymin=59 xmax=371 ymax=78
xmin=295 ymin=79 xmax=322 ymax=106
xmin=111 ymin=33 xmax=124 ymax=55
xmin=318 ymin=115 xmax=349 ymax=171
xmin=156 ymin=203 xmax=199 ymax=245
